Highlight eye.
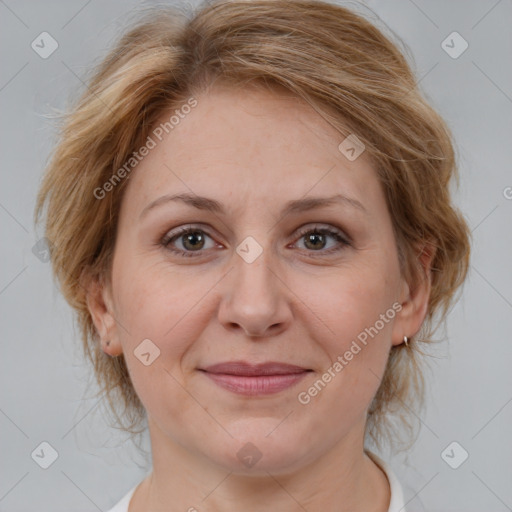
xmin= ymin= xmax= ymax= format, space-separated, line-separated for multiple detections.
xmin=161 ymin=226 xmax=218 ymax=257
xmin=293 ymin=224 xmax=351 ymax=256
xmin=160 ymin=223 xmax=351 ymax=259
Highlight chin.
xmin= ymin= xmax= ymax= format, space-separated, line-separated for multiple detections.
xmin=206 ymin=420 xmax=315 ymax=476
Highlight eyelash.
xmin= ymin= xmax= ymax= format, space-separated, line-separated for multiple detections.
xmin=160 ymin=224 xmax=351 ymax=259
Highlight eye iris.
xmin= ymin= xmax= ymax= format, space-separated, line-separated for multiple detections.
xmin=304 ymin=232 xmax=326 ymax=250
xmin=182 ymin=231 xmax=205 ymax=251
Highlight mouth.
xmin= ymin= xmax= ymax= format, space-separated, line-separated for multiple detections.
xmin=198 ymin=361 xmax=313 ymax=396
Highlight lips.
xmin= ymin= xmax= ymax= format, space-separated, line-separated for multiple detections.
xmin=199 ymin=361 xmax=312 ymax=396
xmin=202 ymin=361 xmax=310 ymax=376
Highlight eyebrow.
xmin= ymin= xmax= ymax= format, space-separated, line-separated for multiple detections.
xmin=139 ymin=192 xmax=367 ymax=220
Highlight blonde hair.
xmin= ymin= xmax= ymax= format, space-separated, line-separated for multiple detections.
xmin=34 ymin=0 xmax=471 ymax=452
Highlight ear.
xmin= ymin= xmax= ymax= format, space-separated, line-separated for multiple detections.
xmin=83 ymin=272 xmax=123 ymax=357
xmin=391 ymin=241 xmax=437 ymax=347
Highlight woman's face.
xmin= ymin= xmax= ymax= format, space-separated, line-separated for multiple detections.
xmin=91 ymin=84 xmax=426 ymax=474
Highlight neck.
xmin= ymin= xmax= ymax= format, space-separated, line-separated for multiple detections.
xmin=130 ymin=417 xmax=390 ymax=512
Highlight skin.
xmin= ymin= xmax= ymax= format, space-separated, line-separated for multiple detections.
xmin=87 ymin=83 xmax=433 ymax=512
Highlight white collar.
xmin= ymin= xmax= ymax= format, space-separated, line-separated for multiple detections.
xmin=366 ymin=450 xmax=407 ymax=512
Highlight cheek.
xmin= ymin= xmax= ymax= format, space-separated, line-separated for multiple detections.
xmin=111 ymin=262 xmax=211 ymax=425
xmin=316 ymin=265 xmax=396 ymax=353
xmin=112 ymin=256 xmax=224 ymax=371
xmin=300 ymin=265 xmax=396 ymax=413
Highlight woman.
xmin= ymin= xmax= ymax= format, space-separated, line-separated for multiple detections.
xmin=34 ymin=0 xmax=471 ymax=510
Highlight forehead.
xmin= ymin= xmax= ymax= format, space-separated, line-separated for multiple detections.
xmin=121 ymin=85 xmax=384 ymax=218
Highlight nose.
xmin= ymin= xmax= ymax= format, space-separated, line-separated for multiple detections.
xmin=217 ymin=247 xmax=293 ymax=338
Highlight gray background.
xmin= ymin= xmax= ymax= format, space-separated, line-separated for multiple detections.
xmin=1 ymin=0 xmax=511 ymax=511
